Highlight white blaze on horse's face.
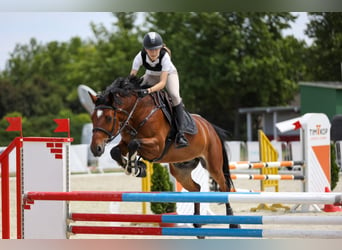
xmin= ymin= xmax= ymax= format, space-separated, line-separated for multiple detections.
xmin=96 ymin=110 xmax=103 ymax=119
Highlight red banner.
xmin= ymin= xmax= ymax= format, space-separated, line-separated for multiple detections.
xmin=6 ymin=117 xmax=22 ymax=132
xmin=293 ymin=121 xmax=302 ymax=130
xmin=54 ymin=119 xmax=70 ymax=136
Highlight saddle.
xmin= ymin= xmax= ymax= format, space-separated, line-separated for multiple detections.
xmin=151 ymin=90 xmax=197 ymax=135
xmin=149 ymin=90 xmax=198 ymax=162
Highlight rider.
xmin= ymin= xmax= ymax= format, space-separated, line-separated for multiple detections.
xmin=130 ymin=31 xmax=189 ymax=148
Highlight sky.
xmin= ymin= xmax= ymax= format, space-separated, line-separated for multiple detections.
xmin=0 ymin=12 xmax=311 ymax=71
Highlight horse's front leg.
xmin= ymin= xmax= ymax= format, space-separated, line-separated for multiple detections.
xmin=110 ymin=142 xmax=128 ymax=170
xmin=126 ymin=139 xmax=147 ymax=177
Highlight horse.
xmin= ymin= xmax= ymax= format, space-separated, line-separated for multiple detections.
xmin=89 ymin=76 xmax=239 ymax=231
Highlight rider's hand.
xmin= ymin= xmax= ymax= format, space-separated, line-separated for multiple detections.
xmin=137 ymin=89 xmax=149 ymax=98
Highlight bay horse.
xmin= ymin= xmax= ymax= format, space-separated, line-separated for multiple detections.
xmin=89 ymin=76 xmax=239 ymax=230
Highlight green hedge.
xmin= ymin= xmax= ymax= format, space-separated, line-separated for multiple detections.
xmin=150 ymin=163 xmax=176 ymax=214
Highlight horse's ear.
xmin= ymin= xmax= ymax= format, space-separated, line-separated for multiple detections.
xmin=89 ymin=92 xmax=97 ymax=104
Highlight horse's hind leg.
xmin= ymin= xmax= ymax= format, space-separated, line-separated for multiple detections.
xmin=206 ymin=163 xmax=240 ymax=228
xmin=223 ymin=175 xmax=240 ymax=228
xmin=225 ymin=204 xmax=239 ymax=228
xmin=169 ymin=162 xmax=201 ymax=215
xmin=222 ymin=189 xmax=240 ymax=228
xmin=169 ymin=161 xmax=205 ymax=238
xmin=169 ymin=162 xmax=200 ymax=193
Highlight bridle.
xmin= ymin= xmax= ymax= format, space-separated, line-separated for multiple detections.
xmin=92 ymin=105 xmax=119 ymax=142
xmin=92 ymin=92 xmax=164 ymax=145
xmin=92 ymin=97 xmax=141 ymax=143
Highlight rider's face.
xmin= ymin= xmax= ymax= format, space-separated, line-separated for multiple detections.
xmin=145 ymin=48 xmax=161 ymax=61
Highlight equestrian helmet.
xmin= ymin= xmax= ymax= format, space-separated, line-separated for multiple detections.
xmin=143 ymin=32 xmax=163 ymax=50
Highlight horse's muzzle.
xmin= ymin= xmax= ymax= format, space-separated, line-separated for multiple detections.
xmin=91 ymin=143 xmax=105 ymax=157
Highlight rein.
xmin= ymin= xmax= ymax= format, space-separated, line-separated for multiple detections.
xmin=92 ymin=97 xmax=140 ymax=142
xmin=93 ymin=95 xmax=160 ymax=142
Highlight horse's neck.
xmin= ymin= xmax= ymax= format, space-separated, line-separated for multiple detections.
xmin=136 ymin=94 xmax=170 ymax=130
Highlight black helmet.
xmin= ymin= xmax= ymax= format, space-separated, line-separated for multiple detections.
xmin=143 ymin=32 xmax=163 ymax=50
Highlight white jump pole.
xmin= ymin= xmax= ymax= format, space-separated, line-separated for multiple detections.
xmin=21 ymin=137 xmax=71 ymax=239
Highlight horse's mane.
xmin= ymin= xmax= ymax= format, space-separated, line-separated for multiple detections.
xmin=96 ymin=76 xmax=143 ymax=106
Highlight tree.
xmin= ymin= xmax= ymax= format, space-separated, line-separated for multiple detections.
xmin=64 ymin=13 xmax=142 ymax=108
xmin=146 ymin=13 xmax=305 ymax=135
xmin=2 ymin=38 xmax=83 ymax=113
xmin=4 ymin=38 xmax=71 ymax=86
xmin=0 ymin=79 xmax=18 ymax=118
xmin=1 ymin=13 xmax=142 ymax=115
xmin=305 ymin=12 xmax=342 ymax=81
xmin=0 ymin=13 xmax=142 ymax=144
xmin=78 ymin=12 xmax=142 ymax=91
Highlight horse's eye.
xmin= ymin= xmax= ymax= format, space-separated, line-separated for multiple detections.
xmin=106 ymin=116 xmax=112 ymax=123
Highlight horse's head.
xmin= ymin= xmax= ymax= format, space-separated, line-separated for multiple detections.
xmin=89 ymin=76 xmax=143 ymax=156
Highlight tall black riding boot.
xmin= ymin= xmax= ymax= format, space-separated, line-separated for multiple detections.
xmin=173 ymin=102 xmax=189 ymax=148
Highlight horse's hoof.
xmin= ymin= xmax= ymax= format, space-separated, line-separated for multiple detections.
xmin=229 ymin=224 xmax=241 ymax=229
xmin=135 ymin=167 xmax=146 ymax=177
xmin=194 ymin=223 xmax=206 ymax=239
xmin=135 ymin=161 xmax=147 ymax=177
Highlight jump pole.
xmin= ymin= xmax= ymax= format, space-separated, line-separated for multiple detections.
xmin=68 ymin=226 xmax=342 ymax=239
xmin=230 ymin=174 xmax=304 ymax=180
xmin=22 ymin=190 xmax=342 ymax=239
xmin=69 ymin=213 xmax=342 ymax=225
xmin=68 ymin=213 xmax=342 ymax=239
xmin=24 ymin=191 xmax=342 ymax=206
xmin=229 ymin=161 xmax=304 ymax=170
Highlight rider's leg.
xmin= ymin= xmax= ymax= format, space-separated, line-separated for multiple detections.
xmin=172 ymin=102 xmax=189 ymax=148
xmin=140 ymin=74 xmax=159 ymax=87
xmin=166 ymin=73 xmax=189 ymax=148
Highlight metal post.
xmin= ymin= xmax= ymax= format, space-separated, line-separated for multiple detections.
xmin=273 ymin=112 xmax=278 ymax=140
xmin=247 ymin=112 xmax=252 ymax=141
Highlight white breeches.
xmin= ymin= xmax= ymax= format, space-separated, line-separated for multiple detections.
xmin=142 ymin=72 xmax=182 ymax=106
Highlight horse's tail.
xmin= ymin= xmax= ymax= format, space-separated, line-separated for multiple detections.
xmin=212 ymin=124 xmax=234 ymax=191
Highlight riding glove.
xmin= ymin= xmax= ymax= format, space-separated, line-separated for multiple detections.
xmin=137 ymin=89 xmax=149 ymax=98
